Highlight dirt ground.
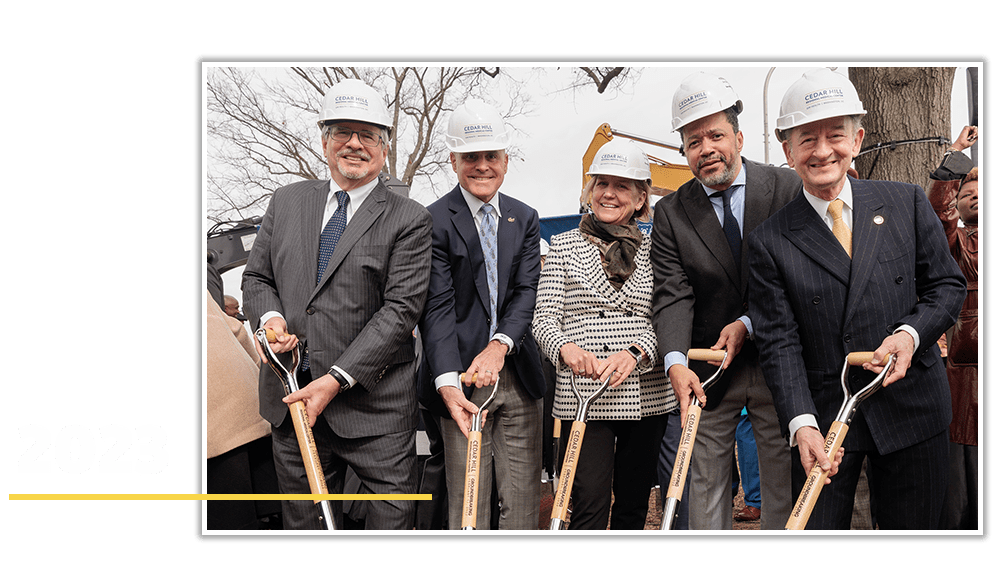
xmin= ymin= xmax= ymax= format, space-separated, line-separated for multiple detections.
xmin=538 ymin=482 xmax=760 ymax=531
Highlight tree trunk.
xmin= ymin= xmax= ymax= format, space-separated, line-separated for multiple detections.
xmin=849 ymin=67 xmax=955 ymax=187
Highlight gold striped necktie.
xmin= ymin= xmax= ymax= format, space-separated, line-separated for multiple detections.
xmin=828 ymin=198 xmax=851 ymax=258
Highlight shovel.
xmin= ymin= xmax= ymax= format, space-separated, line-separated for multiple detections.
xmin=785 ymin=351 xmax=896 ymax=530
xmin=661 ymin=348 xmax=728 ymax=530
xmin=549 ymin=372 xmax=613 ymax=530
xmin=255 ymin=328 xmax=336 ymax=530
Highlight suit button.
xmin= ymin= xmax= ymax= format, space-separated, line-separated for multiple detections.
xmin=306 ymin=307 xmax=315 ymax=315
xmin=895 ymin=276 xmax=904 ymax=284
xmin=844 ymin=334 xmax=852 ymax=343
xmin=599 ymin=311 xmax=606 ymax=318
xmin=626 ymin=311 xmax=634 ymax=317
xmin=743 ymin=302 xmax=749 ymax=312
xmin=603 ymin=344 xmax=610 ymax=352
xmin=812 ymin=296 xmax=821 ymax=305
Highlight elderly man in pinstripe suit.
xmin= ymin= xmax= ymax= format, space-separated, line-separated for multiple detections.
xmin=243 ymin=79 xmax=432 ymax=530
xmin=748 ymin=69 xmax=965 ymax=529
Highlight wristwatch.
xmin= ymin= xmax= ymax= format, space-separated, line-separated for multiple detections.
xmin=627 ymin=344 xmax=644 ymax=365
xmin=330 ymin=368 xmax=353 ymax=392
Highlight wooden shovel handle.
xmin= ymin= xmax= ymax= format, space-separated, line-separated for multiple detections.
xmin=687 ymin=348 xmax=726 ymax=362
xmin=460 ymin=430 xmax=484 ymax=529
xmin=288 ymin=399 xmax=330 ymax=504
xmin=550 ymin=420 xmax=587 ymax=524
xmin=846 ymin=352 xmax=875 ymax=366
xmin=665 ymin=403 xmax=702 ymax=500
xmin=786 ymin=421 xmax=849 ymax=530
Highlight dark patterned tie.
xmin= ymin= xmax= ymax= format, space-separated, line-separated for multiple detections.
xmin=317 ymin=190 xmax=349 ymax=284
xmin=713 ymin=186 xmax=742 ymax=271
xmin=479 ymin=204 xmax=498 ymax=336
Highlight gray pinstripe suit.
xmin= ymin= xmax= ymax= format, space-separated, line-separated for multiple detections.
xmin=748 ymin=177 xmax=966 ymax=529
xmin=242 ymin=177 xmax=432 ymax=529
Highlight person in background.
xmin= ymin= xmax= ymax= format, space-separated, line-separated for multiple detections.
xmin=534 ymin=139 xmax=675 ymax=529
xmin=928 ymin=125 xmax=979 ymax=530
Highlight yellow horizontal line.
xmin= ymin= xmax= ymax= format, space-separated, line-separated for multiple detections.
xmin=9 ymin=494 xmax=432 ymax=501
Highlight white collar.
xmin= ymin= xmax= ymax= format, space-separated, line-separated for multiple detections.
xmin=803 ymin=177 xmax=854 ymax=228
xmin=459 ymin=186 xmax=502 ymax=220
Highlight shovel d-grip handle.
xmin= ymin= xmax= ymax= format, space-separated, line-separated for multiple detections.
xmin=785 ymin=351 xmax=895 ymax=530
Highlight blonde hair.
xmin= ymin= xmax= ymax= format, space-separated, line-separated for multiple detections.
xmin=583 ymin=175 xmax=653 ymax=222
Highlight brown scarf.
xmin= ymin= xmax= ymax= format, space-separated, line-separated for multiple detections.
xmin=579 ymin=213 xmax=642 ymax=290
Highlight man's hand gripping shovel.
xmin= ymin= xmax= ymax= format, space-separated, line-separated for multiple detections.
xmin=785 ymin=351 xmax=896 ymax=530
xmin=255 ymin=328 xmax=336 ymax=530
xmin=660 ymin=348 xmax=727 ymax=530
xmin=549 ymin=371 xmax=613 ymax=530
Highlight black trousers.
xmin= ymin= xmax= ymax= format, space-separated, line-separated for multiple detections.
xmin=791 ymin=428 xmax=949 ymax=530
xmin=558 ymin=414 xmax=668 ymax=530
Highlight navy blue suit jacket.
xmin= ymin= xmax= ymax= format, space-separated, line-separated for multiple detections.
xmin=417 ymin=185 xmax=546 ymax=417
xmin=747 ymin=177 xmax=965 ymax=454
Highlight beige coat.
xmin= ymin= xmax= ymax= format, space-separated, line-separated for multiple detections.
xmin=206 ymin=291 xmax=270 ymax=459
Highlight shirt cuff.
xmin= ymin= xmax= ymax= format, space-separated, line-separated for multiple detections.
xmin=894 ymin=324 xmax=920 ymax=351
xmin=260 ymin=311 xmax=283 ymax=328
xmin=491 ymin=333 xmax=514 ymax=354
xmin=665 ymin=351 xmax=688 ymax=376
xmin=738 ymin=315 xmax=753 ymax=339
xmin=788 ymin=414 xmax=819 ymax=447
xmin=434 ymin=371 xmax=461 ymax=392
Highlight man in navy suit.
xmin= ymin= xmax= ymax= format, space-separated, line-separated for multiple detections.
xmin=418 ymin=99 xmax=546 ymax=529
xmin=748 ymin=69 xmax=965 ymax=529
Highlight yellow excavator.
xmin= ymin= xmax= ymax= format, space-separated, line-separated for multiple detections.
xmin=579 ymin=123 xmax=694 ymax=208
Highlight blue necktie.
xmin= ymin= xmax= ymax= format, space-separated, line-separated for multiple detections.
xmin=317 ymin=190 xmax=349 ymax=285
xmin=479 ymin=204 xmax=498 ymax=336
xmin=303 ymin=190 xmax=348 ymax=374
xmin=713 ymin=187 xmax=741 ymax=272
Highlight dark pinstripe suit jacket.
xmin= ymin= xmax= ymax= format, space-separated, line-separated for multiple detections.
xmin=747 ymin=177 xmax=965 ymax=454
xmin=242 ymin=178 xmax=433 ymax=438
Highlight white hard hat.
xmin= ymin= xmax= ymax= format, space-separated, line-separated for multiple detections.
xmin=317 ymin=79 xmax=393 ymax=137
xmin=775 ymin=68 xmax=867 ymax=137
xmin=445 ymin=99 xmax=512 ymax=153
xmin=671 ymin=72 xmax=743 ymax=132
xmin=587 ymin=139 xmax=652 ymax=183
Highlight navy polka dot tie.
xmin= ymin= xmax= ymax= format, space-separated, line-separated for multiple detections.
xmin=317 ymin=190 xmax=349 ymax=285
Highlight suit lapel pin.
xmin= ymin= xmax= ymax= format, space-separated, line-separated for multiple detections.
xmin=873 ymin=215 xmax=885 ymax=225
xmin=508 ymin=217 xmax=515 ymax=222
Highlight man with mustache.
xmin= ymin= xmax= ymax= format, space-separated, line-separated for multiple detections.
xmin=243 ymin=78 xmax=432 ymax=529
xmin=651 ymin=72 xmax=800 ymax=529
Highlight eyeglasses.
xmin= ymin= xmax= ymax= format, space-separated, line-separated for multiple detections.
xmin=327 ymin=127 xmax=383 ymax=148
